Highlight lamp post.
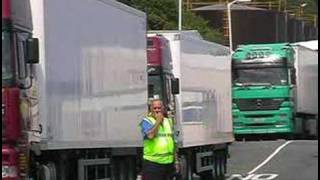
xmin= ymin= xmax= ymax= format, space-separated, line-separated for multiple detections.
xmin=179 ymin=0 xmax=182 ymax=31
xmin=299 ymin=3 xmax=307 ymax=17
xmin=227 ymin=0 xmax=251 ymax=53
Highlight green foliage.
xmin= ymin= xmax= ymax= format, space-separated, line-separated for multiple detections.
xmin=183 ymin=11 xmax=225 ymax=43
xmin=287 ymin=0 xmax=318 ymax=14
xmin=129 ymin=0 xmax=178 ymax=30
xmin=121 ymin=0 xmax=225 ymax=43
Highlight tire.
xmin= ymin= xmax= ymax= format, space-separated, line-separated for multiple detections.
xmin=37 ymin=162 xmax=57 ymax=180
xmin=112 ymin=156 xmax=136 ymax=180
xmin=213 ymin=151 xmax=226 ymax=180
xmin=220 ymin=152 xmax=227 ymax=180
xmin=179 ymin=152 xmax=196 ymax=180
xmin=199 ymin=171 xmax=213 ymax=180
xmin=213 ymin=154 xmax=219 ymax=179
xmin=180 ymin=155 xmax=188 ymax=180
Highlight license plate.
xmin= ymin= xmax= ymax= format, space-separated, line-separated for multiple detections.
xmin=253 ymin=118 xmax=264 ymax=123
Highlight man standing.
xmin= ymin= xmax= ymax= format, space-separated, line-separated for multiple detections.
xmin=139 ymin=99 xmax=179 ymax=180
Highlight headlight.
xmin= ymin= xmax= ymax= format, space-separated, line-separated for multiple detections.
xmin=2 ymin=165 xmax=18 ymax=178
xmin=232 ymin=103 xmax=238 ymax=109
xmin=280 ymin=113 xmax=287 ymax=119
xmin=277 ymin=120 xmax=288 ymax=125
xmin=233 ymin=122 xmax=244 ymax=127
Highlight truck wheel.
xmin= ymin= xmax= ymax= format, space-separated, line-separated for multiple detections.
xmin=199 ymin=171 xmax=213 ymax=180
xmin=179 ymin=155 xmax=188 ymax=180
xmin=112 ymin=156 xmax=136 ymax=180
xmin=285 ymin=133 xmax=294 ymax=140
xmin=37 ymin=162 xmax=57 ymax=180
xmin=180 ymin=154 xmax=193 ymax=180
xmin=214 ymin=151 xmax=226 ymax=180
xmin=213 ymin=154 xmax=219 ymax=179
xmin=220 ymin=151 xmax=227 ymax=180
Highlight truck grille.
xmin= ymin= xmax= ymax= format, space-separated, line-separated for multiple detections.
xmin=234 ymin=99 xmax=284 ymax=111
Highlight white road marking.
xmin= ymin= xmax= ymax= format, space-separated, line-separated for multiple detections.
xmin=227 ymin=173 xmax=278 ymax=180
xmin=247 ymin=140 xmax=293 ymax=175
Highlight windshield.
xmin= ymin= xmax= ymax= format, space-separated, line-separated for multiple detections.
xmin=233 ymin=68 xmax=289 ymax=85
xmin=148 ymin=75 xmax=163 ymax=99
xmin=2 ymin=31 xmax=14 ymax=87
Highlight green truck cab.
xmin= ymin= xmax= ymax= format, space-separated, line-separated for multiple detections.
xmin=232 ymin=43 xmax=295 ymax=136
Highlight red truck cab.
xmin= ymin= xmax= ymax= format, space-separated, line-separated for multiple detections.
xmin=147 ymin=36 xmax=163 ymax=67
xmin=2 ymin=145 xmax=19 ymax=179
xmin=147 ymin=34 xmax=179 ymax=117
xmin=147 ymin=36 xmax=166 ymax=100
xmin=2 ymin=0 xmax=39 ymax=179
xmin=2 ymin=88 xmax=21 ymax=143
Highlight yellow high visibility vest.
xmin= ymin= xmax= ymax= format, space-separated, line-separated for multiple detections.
xmin=141 ymin=116 xmax=175 ymax=164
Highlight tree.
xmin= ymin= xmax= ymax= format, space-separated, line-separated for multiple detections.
xmin=183 ymin=10 xmax=225 ymax=43
xmin=120 ymin=0 xmax=225 ymax=43
xmin=128 ymin=0 xmax=178 ymax=30
xmin=287 ymin=0 xmax=318 ymax=14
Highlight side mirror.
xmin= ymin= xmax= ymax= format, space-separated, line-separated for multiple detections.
xmin=171 ymin=78 xmax=180 ymax=95
xmin=26 ymin=38 xmax=39 ymax=64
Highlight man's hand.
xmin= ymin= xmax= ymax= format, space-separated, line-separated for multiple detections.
xmin=155 ymin=112 xmax=164 ymax=123
xmin=146 ymin=112 xmax=164 ymax=139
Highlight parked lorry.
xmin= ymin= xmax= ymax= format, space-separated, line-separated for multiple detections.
xmin=147 ymin=31 xmax=233 ymax=179
xmin=2 ymin=0 xmax=234 ymax=179
xmin=2 ymin=0 xmax=147 ymax=179
xmin=291 ymin=41 xmax=318 ymax=137
xmin=232 ymin=42 xmax=318 ymax=138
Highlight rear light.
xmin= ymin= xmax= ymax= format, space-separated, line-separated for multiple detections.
xmin=2 ymin=88 xmax=21 ymax=142
xmin=2 ymin=145 xmax=20 ymax=180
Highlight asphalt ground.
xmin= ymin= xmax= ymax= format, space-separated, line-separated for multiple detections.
xmin=226 ymin=140 xmax=318 ymax=180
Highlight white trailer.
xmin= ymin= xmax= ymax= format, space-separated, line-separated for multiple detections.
xmin=8 ymin=0 xmax=147 ymax=179
xmin=148 ymin=31 xmax=234 ymax=179
xmin=292 ymin=41 xmax=318 ymax=137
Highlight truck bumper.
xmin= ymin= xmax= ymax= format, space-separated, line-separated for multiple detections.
xmin=233 ymin=126 xmax=292 ymax=135
xmin=233 ymin=108 xmax=294 ymax=135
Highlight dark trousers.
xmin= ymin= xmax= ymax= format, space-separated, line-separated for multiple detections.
xmin=142 ymin=160 xmax=176 ymax=180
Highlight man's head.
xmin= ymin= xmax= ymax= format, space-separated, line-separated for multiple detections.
xmin=150 ymin=99 xmax=163 ymax=115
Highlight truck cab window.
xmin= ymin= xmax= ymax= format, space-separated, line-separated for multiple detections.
xmin=233 ymin=68 xmax=288 ymax=85
xmin=2 ymin=31 xmax=14 ymax=86
xmin=147 ymin=39 xmax=153 ymax=47
xmin=148 ymin=75 xmax=163 ymax=100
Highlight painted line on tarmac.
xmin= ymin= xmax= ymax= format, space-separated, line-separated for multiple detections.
xmin=247 ymin=140 xmax=293 ymax=175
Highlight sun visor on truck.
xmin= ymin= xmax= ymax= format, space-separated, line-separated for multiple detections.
xmin=232 ymin=57 xmax=293 ymax=69
xmin=10 ymin=0 xmax=33 ymax=30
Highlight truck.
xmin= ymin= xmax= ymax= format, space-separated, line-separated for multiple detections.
xmin=291 ymin=41 xmax=318 ymax=138
xmin=2 ymin=0 xmax=148 ymax=179
xmin=231 ymin=42 xmax=318 ymax=138
xmin=147 ymin=31 xmax=233 ymax=179
xmin=2 ymin=0 xmax=234 ymax=179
